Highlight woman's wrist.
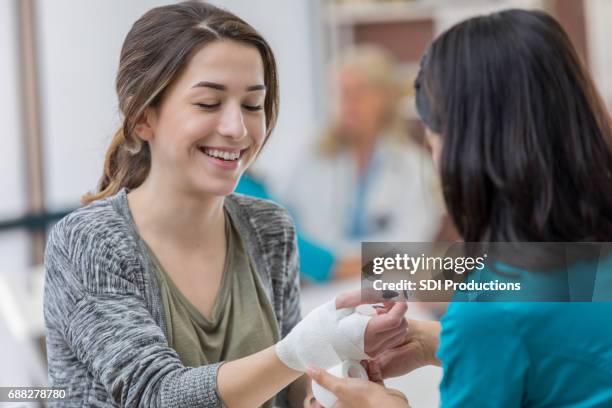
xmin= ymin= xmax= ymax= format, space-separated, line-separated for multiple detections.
xmin=217 ymin=346 xmax=302 ymax=407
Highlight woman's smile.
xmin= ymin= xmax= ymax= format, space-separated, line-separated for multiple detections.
xmin=198 ymin=145 xmax=249 ymax=170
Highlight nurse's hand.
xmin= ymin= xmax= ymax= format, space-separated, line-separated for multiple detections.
xmin=367 ymin=302 xmax=441 ymax=379
xmin=305 ymin=364 xmax=411 ymax=408
xmin=370 ymin=318 xmax=441 ymax=379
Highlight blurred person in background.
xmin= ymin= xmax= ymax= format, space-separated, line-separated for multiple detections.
xmin=279 ymin=44 xmax=444 ymax=280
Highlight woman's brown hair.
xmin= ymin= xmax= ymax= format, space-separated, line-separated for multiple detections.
xmin=82 ymin=0 xmax=279 ymax=204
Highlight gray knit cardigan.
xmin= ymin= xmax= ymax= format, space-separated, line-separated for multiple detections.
xmin=43 ymin=188 xmax=301 ymax=407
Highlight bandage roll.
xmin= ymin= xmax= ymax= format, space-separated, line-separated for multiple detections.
xmin=311 ymin=360 xmax=368 ymax=408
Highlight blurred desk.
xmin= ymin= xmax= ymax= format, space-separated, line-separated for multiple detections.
xmin=300 ymin=278 xmax=442 ymax=408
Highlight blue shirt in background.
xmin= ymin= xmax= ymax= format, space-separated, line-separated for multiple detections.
xmin=236 ymin=174 xmax=336 ymax=282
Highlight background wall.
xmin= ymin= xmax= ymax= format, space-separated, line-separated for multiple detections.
xmin=0 ymin=0 xmax=29 ymax=274
xmin=586 ymin=0 xmax=612 ymax=109
xmin=0 ymin=0 xmax=35 ymax=391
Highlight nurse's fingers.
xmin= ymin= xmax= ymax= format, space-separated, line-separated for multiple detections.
xmin=365 ymin=318 xmax=407 ymax=355
xmin=367 ymin=329 xmax=409 ymax=357
xmin=307 ymin=367 xmax=351 ymax=400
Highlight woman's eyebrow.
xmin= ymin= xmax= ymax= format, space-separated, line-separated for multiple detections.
xmin=245 ymin=84 xmax=266 ymax=92
xmin=191 ymin=81 xmax=266 ymax=92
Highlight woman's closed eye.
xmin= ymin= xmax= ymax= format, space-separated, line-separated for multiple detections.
xmin=242 ymin=104 xmax=263 ymax=111
xmin=195 ymin=102 xmax=220 ymax=110
xmin=194 ymin=102 xmax=263 ymax=112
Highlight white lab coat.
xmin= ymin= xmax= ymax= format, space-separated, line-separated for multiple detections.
xmin=280 ymin=138 xmax=445 ymax=257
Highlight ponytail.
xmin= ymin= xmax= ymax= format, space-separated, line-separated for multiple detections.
xmin=81 ymin=127 xmax=150 ymax=205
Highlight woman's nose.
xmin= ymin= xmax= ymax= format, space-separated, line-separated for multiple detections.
xmin=217 ymin=103 xmax=247 ymax=140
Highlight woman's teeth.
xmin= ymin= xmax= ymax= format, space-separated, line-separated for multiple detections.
xmin=201 ymin=147 xmax=241 ymax=161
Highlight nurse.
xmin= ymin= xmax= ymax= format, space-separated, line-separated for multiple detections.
xmin=307 ymin=8 xmax=612 ymax=407
xmin=280 ymin=45 xmax=444 ymax=267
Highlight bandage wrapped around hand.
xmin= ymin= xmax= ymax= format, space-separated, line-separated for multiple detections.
xmin=275 ymin=300 xmax=371 ymax=372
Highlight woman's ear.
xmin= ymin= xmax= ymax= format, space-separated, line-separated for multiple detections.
xmin=134 ymin=107 xmax=157 ymax=142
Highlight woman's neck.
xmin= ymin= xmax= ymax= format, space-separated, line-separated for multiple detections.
xmin=127 ymin=178 xmax=225 ymax=251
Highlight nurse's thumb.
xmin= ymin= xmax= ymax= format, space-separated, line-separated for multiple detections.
xmin=307 ymin=366 xmax=349 ymax=399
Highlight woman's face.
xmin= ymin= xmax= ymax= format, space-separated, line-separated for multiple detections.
xmin=139 ymin=39 xmax=267 ymax=197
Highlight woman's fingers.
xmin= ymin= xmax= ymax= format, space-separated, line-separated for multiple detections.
xmin=335 ymin=289 xmax=399 ymax=309
xmin=364 ymin=302 xmax=408 ymax=356
xmin=335 ymin=290 xmax=368 ymax=309
xmin=366 ymin=301 xmax=407 ymax=333
xmin=373 ymin=301 xmax=395 ymax=315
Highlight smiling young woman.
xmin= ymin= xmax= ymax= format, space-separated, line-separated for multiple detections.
xmin=42 ymin=2 xmax=409 ymax=408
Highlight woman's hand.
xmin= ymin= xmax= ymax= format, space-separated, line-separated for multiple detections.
xmin=304 ymin=364 xmax=411 ymax=408
xmin=275 ymin=290 xmax=408 ymax=373
xmin=336 ymin=290 xmax=409 ymax=357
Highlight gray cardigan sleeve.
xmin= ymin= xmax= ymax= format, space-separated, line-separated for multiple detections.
xmin=44 ymin=211 xmax=224 ymax=408
xmin=281 ymin=213 xmax=302 ymax=339
xmin=274 ymin=206 xmax=303 ymax=408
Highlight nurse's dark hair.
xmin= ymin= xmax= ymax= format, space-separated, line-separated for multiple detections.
xmin=82 ymin=0 xmax=279 ymax=204
xmin=416 ymin=9 xmax=612 ymax=242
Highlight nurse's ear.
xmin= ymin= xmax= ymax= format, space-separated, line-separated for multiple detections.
xmin=424 ymin=128 xmax=443 ymax=172
xmin=134 ymin=106 xmax=158 ymax=142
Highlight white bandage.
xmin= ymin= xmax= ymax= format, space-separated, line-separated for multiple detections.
xmin=275 ymin=300 xmax=371 ymax=372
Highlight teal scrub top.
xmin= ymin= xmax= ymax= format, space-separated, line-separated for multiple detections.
xmin=437 ymin=256 xmax=612 ymax=407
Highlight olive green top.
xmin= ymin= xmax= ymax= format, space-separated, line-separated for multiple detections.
xmin=151 ymin=210 xmax=279 ymax=408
